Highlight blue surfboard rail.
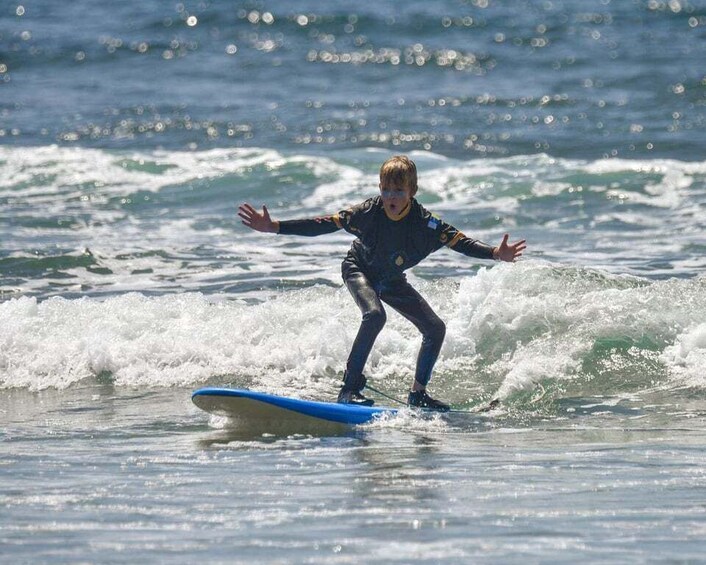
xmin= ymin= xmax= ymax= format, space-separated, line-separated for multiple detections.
xmin=191 ymin=387 xmax=397 ymax=425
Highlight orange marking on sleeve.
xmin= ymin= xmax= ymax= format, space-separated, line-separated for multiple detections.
xmin=447 ymin=232 xmax=465 ymax=248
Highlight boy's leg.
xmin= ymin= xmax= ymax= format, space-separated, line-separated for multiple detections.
xmin=379 ymin=279 xmax=446 ymax=389
xmin=339 ymin=268 xmax=387 ymax=404
xmin=380 ymin=280 xmax=449 ymax=411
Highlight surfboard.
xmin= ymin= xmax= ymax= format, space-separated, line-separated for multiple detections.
xmin=191 ymin=387 xmax=397 ymax=429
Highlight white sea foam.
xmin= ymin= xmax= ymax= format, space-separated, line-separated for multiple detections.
xmin=300 ymin=159 xmax=368 ymax=210
xmin=361 ymin=408 xmax=449 ymax=433
xmin=0 ymin=290 xmax=344 ymax=391
xmin=660 ymin=322 xmax=706 ymax=390
xmin=4 ymin=146 xmax=703 ymax=211
xmin=484 ymin=268 xmax=706 ymax=399
xmin=2 ymin=146 xmax=705 ymax=396
xmin=1 ymin=264 xmax=704 ymax=399
xmin=0 ymin=145 xmax=287 ymax=196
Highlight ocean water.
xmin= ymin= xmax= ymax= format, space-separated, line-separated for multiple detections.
xmin=2 ymin=1 xmax=706 ymax=562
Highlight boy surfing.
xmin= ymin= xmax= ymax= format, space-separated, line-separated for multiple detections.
xmin=239 ymin=155 xmax=525 ymax=411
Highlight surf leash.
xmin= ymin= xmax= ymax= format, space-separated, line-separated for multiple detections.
xmin=366 ymin=383 xmax=498 ymax=414
xmin=365 ymin=383 xmax=408 ymax=406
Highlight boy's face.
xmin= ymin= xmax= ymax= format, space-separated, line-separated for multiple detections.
xmin=379 ymin=181 xmax=413 ymax=217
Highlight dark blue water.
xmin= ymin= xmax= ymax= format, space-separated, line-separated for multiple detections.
xmin=2 ymin=2 xmax=706 ymax=562
xmin=2 ymin=1 xmax=705 ymax=158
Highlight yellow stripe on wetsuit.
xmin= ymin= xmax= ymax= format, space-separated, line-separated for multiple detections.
xmin=447 ymin=232 xmax=465 ymax=248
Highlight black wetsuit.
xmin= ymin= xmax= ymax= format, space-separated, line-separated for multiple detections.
xmin=278 ymin=196 xmax=495 ymax=388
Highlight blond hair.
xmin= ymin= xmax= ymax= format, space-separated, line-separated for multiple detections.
xmin=379 ymin=155 xmax=418 ymax=196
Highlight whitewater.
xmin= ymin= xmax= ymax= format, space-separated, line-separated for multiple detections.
xmin=2 ymin=1 xmax=706 ymax=561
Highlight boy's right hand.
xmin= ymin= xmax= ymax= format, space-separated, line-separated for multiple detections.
xmin=238 ymin=203 xmax=279 ymax=233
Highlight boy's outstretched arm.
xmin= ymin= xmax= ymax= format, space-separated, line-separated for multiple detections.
xmin=238 ymin=202 xmax=344 ymax=237
xmin=238 ymin=203 xmax=279 ymax=233
xmin=492 ymin=234 xmax=526 ymax=262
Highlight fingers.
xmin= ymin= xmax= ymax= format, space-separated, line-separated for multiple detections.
xmin=511 ymin=239 xmax=526 ymax=261
xmin=239 ymin=202 xmax=256 ymax=215
xmin=238 ymin=203 xmax=254 ymax=216
xmin=511 ymin=242 xmax=526 ymax=261
xmin=503 ymin=237 xmax=526 ymax=252
xmin=238 ymin=202 xmax=261 ymax=228
xmin=495 ymin=235 xmax=527 ymax=262
xmin=237 ymin=208 xmax=254 ymax=225
xmin=237 ymin=202 xmax=276 ymax=233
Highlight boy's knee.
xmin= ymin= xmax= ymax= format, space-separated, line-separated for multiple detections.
xmin=362 ymin=308 xmax=386 ymax=332
xmin=426 ymin=318 xmax=446 ymax=341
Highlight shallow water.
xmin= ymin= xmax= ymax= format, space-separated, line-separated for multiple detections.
xmin=2 ymin=0 xmax=706 ymax=562
xmin=3 ymin=386 xmax=705 ymax=563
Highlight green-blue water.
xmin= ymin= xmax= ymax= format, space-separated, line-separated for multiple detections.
xmin=1 ymin=1 xmax=705 ymax=562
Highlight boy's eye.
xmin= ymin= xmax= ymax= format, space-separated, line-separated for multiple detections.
xmin=381 ymin=190 xmax=408 ymax=199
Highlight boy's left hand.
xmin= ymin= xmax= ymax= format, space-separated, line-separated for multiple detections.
xmin=493 ymin=234 xmax=526 ymax=262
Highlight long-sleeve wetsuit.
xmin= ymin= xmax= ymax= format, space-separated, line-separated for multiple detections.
xmin=278 ymin=196 xmax=495 ymax=389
